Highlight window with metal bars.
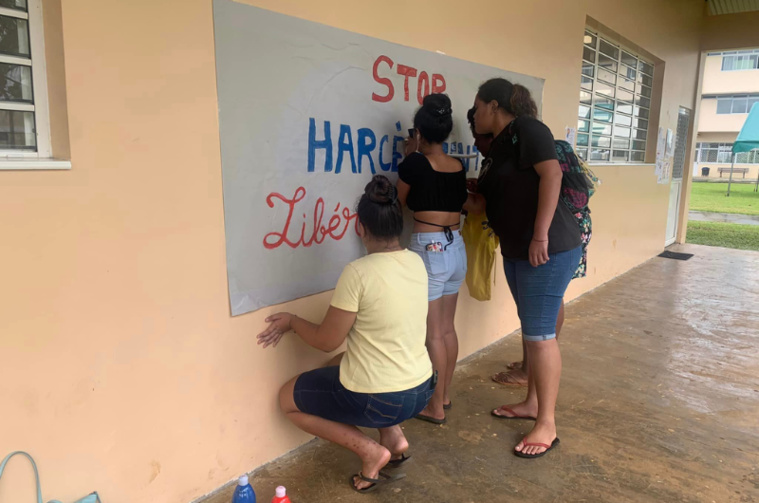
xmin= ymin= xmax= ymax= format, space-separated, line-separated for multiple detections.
xmin=577 ymin=29 xmax=654 ymax=164
xmin=0 ymin=0 xmax=53 ymax=158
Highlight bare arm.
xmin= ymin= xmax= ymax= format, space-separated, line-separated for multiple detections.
xmin=257 ymin=306 xmax=357 ymax=352
xmin=463 ymin=192 xmax=486 ymax=214
xmin=396 ymin=179 xmax=411 ymax=208
xmin=463 ymin=177 xmax=486 ymax=214
xmin=529 ymin=159 xmax=563 ymax=267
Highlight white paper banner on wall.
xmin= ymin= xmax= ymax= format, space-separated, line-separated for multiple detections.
xmin=213 ymin=0 xmax=544 ymax=316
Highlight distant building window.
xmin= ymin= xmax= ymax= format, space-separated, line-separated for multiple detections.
xmin=696 ymin=142 xmax=759 ymax=164
xmin=720 ymin=49 xmax=759 ymax=71
xmin=576 ymin=29 xmax=655 ymax=163
xmin=715 ymin=94 xmax=759 ymax=114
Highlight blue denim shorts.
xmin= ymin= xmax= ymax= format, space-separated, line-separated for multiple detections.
xmin=293 ymin=366 xmax=435 ymax=428
xmin=408 ymin=231 xmax=467 ymax=301
xmin=503 ymin=246 xmax=582 ymax=342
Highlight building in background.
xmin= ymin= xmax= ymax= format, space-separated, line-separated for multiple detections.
xmin=695 ymin=49 xmax=759 ymax=180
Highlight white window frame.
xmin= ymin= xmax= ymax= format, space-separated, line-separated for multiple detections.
xmin=0 ymin=0 xmax=69 ymax=170
xmin=695 ymin=142 xmax=759 ymax=165
xmin=713 ymin=94 xmax=759 ymax=115
xmin=719 ymin=49 xmax=759 ymax=71
xmin=576 ymin=28 xmax=655 ymax=164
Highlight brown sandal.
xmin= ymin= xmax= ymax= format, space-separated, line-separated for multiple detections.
xmin=491 ymin=371 xmax=528 ymax=387
xmin=491 ymin=406 xmax=536 ymax=420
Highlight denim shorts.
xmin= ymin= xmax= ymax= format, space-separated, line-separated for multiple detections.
xmin=408 ymin=231 xmax=467 ymax=301
xmin=503 ymin=246 xmax=582 ymax=342
xmin=293 ymin=366 xmax=435 ymax=428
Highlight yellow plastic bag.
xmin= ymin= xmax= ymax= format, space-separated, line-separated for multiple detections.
xmin=461 ymin=212 xmax=499 ymax=301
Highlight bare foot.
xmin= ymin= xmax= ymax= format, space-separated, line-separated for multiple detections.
xmin=491 ymin=401 xmax=537 ymax=419
xmin=506 ymin=360 xmax=524 ymax=370
xmin=491 ymin=369 xmax=528 ymax=386
xmin=379 ymin=427 xmax=409 ymax=461
xmin=352 ymin=443 xmax=391 ymax=491
xmin=514 ymin=421 xmax=557 ymax=456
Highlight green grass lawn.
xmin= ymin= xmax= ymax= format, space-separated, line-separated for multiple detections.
xmin=686 ymin=221 xmax=759 ymax=251
xmin=689 ymin=182 xmax=759 ymax=215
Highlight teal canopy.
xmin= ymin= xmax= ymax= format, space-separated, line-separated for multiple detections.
xmin=732 ymin=102 xmax=759 ymax=154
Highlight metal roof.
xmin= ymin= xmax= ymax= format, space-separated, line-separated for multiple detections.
xmin=707 ymin=0 xmax=759 ymax=15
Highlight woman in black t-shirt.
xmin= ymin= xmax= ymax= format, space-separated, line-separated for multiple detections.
xmin=465 ymin=78 xmax=582 ymax=459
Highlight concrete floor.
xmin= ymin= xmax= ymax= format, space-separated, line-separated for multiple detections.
xmin=690 ymin=211 xmax=759 ymax=226
xmin=199 ymin=244 xmax=759 ymax=503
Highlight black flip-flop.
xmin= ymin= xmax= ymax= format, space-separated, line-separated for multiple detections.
xmin=385 ymin=453 xmax=411 ymax=468
xmin=513 ymin=437 xmax=560 ymax=459
xmin=414 ymin=413 xmax=446 ymax=425
xmin=350 ymin=471 xmax=406 ymax=493
xmin=490 ymin=406 xmax=536 ymax=421
xmin=443 ymin=401 xmax=452 ymax=410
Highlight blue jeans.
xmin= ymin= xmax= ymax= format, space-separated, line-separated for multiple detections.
xmin=503 ymin=246 xmax=582 ymax=341
xmin=408 ymin=231 xmax=467 ymax=301
xmin=293 ymin=366 xmax=435 ymax=428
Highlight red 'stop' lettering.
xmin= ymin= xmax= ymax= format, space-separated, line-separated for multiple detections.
xmin=397 ymin=64 xmax=418 ymax=102
xmin=372 ymin=55 xmax=394 ymax=103
xmin=417 ymin=71 xmax=430 ymax=105
xmin=432 ymin=73 xmax=446 ymax=94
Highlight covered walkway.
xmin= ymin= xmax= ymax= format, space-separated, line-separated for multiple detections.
xmin=201 ymin=244 xmax=759 ymax=503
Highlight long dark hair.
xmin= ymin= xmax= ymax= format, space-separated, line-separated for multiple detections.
xmin=477 ymin=78 xmax=537 ymax=119
xmin=356 ymin=175 xmax=403 ymax=239
xmin=413 ymin=93 xmax=453 ymax=143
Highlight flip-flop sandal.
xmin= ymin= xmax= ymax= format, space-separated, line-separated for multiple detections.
xmin=414 ymin=413 xmax=447 ymax=425
xmin=513 ymin=438 xmax=560 ymax=459
xmin=443 ymin=401 xmax=452 ymax=410
xmin=385 ymin=453 xmax=411 ymax=468
xmin=491 ymin=371 xmax=528 ymax=387
xmin=490 ymin=406 xmax=536 ymax=421
xmin=350 ymin=471 xmax=406 ymax=493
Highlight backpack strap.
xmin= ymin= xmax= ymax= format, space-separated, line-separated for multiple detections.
xmin=0 ymin=452 xmax=63 ymax=503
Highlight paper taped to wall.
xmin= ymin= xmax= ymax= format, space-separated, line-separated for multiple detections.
xmin=212 ymin=0 xmax=544 ymax=315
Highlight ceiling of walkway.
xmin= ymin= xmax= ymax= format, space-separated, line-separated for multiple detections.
xmin=707 ymin=0 xmax=759 ymax=15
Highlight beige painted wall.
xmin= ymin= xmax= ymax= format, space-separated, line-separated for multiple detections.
xmin=698 ymin=97 xmax=751 ymax=132
xmin=41 ymin=0 xmax=70 ymax=160
xmin=702 ymin=10 xmax=759 ymax=52
xmin=0 ymin=1 xmax=702 ymax=502
xmin=701 ymin=54 xmax=759 ymax=95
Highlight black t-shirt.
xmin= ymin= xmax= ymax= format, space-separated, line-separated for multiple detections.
xmin=477 ymin=117 xmax=581 ymax=260
xmin=398 ymin=152 xmax=468 ymax=213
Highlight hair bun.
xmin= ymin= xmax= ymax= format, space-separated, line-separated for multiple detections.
xmin=434 ymin=106 xmax=452 ymax=117
xmin=422 ymin=93 xmax=452 ymax=118
xmin=365 ymin=175 xmax=398 ymax=205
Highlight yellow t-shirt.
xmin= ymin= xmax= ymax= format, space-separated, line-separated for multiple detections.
xmin=330 ymin=249 xmax=432 ymax=394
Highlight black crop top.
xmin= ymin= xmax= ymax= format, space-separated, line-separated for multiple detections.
xmin=397 ymin=153 xmax=468 ymax=213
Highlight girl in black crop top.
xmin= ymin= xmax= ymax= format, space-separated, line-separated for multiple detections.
xmin=396 ymin=93 xmax=467 ymax=425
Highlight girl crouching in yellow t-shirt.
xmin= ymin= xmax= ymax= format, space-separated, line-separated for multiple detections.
xmin=257 ymin=175 xmax=434 ymax=493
